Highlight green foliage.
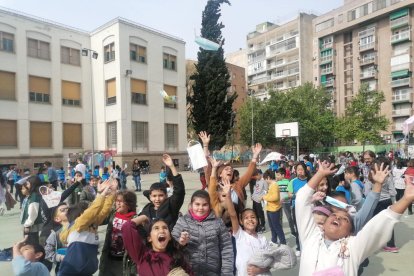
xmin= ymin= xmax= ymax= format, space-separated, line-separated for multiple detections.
xmin=335 ymin=84 xmax=389 ymax=145
xmin=188 ymin=0 xmax=235 ymax=149
xmin=238 ymin=83 xmax=336 ymax=150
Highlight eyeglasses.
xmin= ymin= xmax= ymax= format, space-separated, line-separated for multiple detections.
xmin=329 ymin=213 xmax=350 ymax=224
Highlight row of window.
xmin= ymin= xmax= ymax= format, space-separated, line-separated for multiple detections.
xmin=0 ymin=31 xmax=177 ymax=70
xmin=0 ymin=71 xmax=177 ymax=108
xmin=0 ymin=120 xmax=179 ymax=151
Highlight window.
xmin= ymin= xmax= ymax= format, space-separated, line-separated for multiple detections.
xmin=165 ymin=124 xmax=178 ymax=151
xmin=130 ymin=44 xmax=147 ymax=63
xmin=163 ymin=85 xmax=177 ymax=108
xmin=347 ymin=9 xmax=356 ymax=22
xmin=132 ymin=121 xmax=148 ymax=151
xmin=107 ymin=122 xmax=117 ymax=149
xmin=27 ymin=38 xmax=50 ymax=60
xmin=0 ymin=71 xmax=15 ymax=100
xmin=62 ymin=81 xmax=81 ymax=106
xmin=131 ymin=79 xmax=147 ymax=105
xmin=29 ymin=76 xmax=50 ymax=103
xmin=104 ymin=42 xmax=115 ymax=63
xmin=0 ymin=31 xmax=14 ymax=52
xmin=63 ymin=123 xmax=82 ymax=148
xmin=61 ymin=46 xmax=80 ymax=66
xmin=163 ymin=53 xmax=177 ymax=70
xmin=0 ymin=120 xmax=17 ymax=147
xmin=30 ymin=121 xmax=52 ymax=148
xmin=106 ymin=78 xmax=116 ymax=105
xmin=315 ymin=18 xmax=334 ymax=32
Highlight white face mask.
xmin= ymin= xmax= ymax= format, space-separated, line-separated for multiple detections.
xmin=325 ymin=196 xmax=357 ymax=217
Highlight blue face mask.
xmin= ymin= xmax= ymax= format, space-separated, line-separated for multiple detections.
xmin=325 ymin=196 xmax=349 ymax=209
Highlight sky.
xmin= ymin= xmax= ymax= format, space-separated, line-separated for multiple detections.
xmin=0 ymin=0 xmax=343 ymax=59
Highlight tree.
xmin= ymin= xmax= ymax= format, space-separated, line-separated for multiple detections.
xmin=335 ymin=84 xmax=389 ymax=145
xmin=238 ymin=83 xmax=336 ymax=150
xmin=187 ymin=0 xmax=236 ymax=150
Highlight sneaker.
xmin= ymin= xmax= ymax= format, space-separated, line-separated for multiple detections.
xmin=383 ymin=246 xmax=399 ymax=253
xmin=295 ymin=250 xmax=301 ymax=257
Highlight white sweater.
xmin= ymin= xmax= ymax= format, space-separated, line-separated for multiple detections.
xmin=296 ymin=185 xmax=401 ymax=276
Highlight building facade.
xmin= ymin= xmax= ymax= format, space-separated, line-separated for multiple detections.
xmin=0 ymin=8 xmax=187 ymax=171
xmin=313 ymin=0 xmax=413 ymax=142
xmin=246 ymin=13 xmax=316 ymax=100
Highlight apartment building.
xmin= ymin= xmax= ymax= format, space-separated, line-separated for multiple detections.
xmin=246 ymin=13 xmax=316 ymax=100
xmin=0 ymin=8 xmax=187 ymax=171
xmin=313 ymin=0 xmax=413 ymax=142
xmin=186 ymin=59 xmax=247 ymax=143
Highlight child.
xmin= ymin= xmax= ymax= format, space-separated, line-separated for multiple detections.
xmin=57 ymin=167 xmax=66 ymax=190
xmin=159 ymin=166 xmax=167 ymax=183
xmin=79 ymin=177 xmax=97 ymax=203
xmin=20 ymin=176 xmax=43 ymax=244
xmin=140 ymin=154 xmax=185 ymax=230
xmin=312 ymin=205 xmax=332 ymax=230
xmin=12 ymin=237 xmax=49 ymax=276
xmin=263 ymin=170 xmax=286 ymax=245
xmin=44 ymin=202 xmax=70 ymax=273
xmin=251 ymin=169 xmax=267 ymax=233
xmin=58 ymin=179 xmax=117 ymax=276
xmin=99 ymin=190 xmax=137 ymax=276
xmin=102 ymin=167 xmax=110 ymax=181
xmin=335 ymin=178 xmax=351 ymax=204
xmin=287 ymin=162 xmax=309 ymax=256
xmin=122 ymin=216 xmax=192 ymax=275
xmin=344 ymin=166 xmax=365 ymax=210
xmin=172 ymin=190 xmax=233 ymax=275
xmin=276 ymin=167 xmax=296 ymax=238
xmin=295 ymin=160 xmax=414 ymax=276
xmin=223 ymin=179 xmax=270 ymax=276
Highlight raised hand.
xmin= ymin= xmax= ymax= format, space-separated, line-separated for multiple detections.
xmin=370 ymin=163 xmax=390 ymax=185
xmin=312 ymin=191 xmax=326 ymax=203
xmin=252 ymin=143 xmax=262 ymax=159
xmin=97 ymin=180 xmax=110 ymax=194
xmin=208 ymin=156 xmax=223 ymax=168
xmin=179 ymin=231 xmax=190 ymax=246
xmin=131 ymin=214 xmax=149 ymax=226
xmin=108 ymin=178 xmax=118 ymax=193
xmin=198 ymin=131 xmax=210 ymax=145
xmin=162 ymin=154 xmax=174 ymax=167
xmin=221 ymin=178 xmax=232 ymax=195
xmin=316 ymin=160 xmax=337 ymax=176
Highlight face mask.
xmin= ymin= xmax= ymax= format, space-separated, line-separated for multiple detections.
xmin=325 ymin=196 xmax=349 ymax=209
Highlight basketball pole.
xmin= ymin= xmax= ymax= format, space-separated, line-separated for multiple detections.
xmin=296 ymin=136 xmax=299 ymax=162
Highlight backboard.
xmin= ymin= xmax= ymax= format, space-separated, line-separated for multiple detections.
xmin=275 ymin=122 xmax=298 ymax=138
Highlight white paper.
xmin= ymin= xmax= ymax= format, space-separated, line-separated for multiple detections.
xmin=187 ymin=143 xmax=208 ymax=170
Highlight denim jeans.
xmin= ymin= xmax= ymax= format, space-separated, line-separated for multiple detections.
xmin=133 ymin=175 xmax=141 ymax=190
xmin=282 ymin=201 xmax=297 ymax=236
xmin=267 ymin=209 xmax=286 ymax=244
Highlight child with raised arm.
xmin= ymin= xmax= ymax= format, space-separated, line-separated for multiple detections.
xmin=296 ymin=160 xmax=414 ymax=276
xmin=58 ymin=179 xmax=118 ymax=276
xmin=223 ymin=178 xmax=270 ymax=276
xmin=12 ymin=237 xmax=49 ymax=276
xmin=172 ymin=190 xmax=233 ymax=275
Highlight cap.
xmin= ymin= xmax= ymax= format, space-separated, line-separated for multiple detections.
xmin=404 ymin=167 xmax=414 ymax=175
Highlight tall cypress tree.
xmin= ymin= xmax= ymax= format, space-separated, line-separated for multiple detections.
xmin=188 ymin=0 xmax=236 ymax=150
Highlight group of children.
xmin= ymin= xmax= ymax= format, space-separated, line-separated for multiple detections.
xmin=5 ymin=134 xmax=414 ymax=276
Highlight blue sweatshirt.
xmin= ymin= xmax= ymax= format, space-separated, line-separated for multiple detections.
xmin=12 ymin=256 xmax=49 ymax=276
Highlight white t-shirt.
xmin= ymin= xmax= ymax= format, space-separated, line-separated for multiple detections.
xmin=74 ymin=163 xmax=86 ymax=177
xmin=234 ymin=228 xmax=269 ymax=276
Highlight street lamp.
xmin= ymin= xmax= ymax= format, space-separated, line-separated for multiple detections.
xmin=82 ymin=48 xmax=98 ymax=169
xmin=247 ymin=89 xmax=255 ymax=146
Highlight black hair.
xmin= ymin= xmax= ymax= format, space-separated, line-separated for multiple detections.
xmin=103 ymin=167 xmax=108 ymax=173
xmin=277 ymin=167 xmax=286 ymax=176
xmin=44 ymin=161 xmax=51 ymax=167
xmin=296 ymin=162 xmax=310 ymax=180
xmin=363 ymin=150 xmax=376 ymax=160
xmin=66 ymin=201 xmax=89 ymax=223
xmin=190 ymin=190 xmax=210 ymax=204
xmin=24 ymin=242 xmax=46 ymax=262
xmin=25 ymin=175 xmax=42 ymax=195
xmin=263 ymin=169 xmax=275 ymax=180
xmin=330 ymin=191 xmax=347 ymax=201
xmin=344 ymin=166 xmax=360 ymax=178
xmin=149 ymin=182 xmax=168 ymax=195
xmin=240 ymin=208 xmax=255 ymax=220
xmin=145 ymin=218 xmax=190 ymax=271
xmin=116 ymin=190 xmax=137 ymax=212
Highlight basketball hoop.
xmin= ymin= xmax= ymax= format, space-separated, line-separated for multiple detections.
xmin=282 ymin=129 xmax=291 ymax=137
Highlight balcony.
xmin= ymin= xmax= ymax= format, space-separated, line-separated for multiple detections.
xmin=322 ymin=79 xmax=335 ymax=87
xmin=358 ymin=27 xmax=375 ymax=38
xmin=391 ymin=77 xmax=412 ymax=88
xmin=321 ymin=67 xmax=333 ymax=75
xmin=359 ymin=56 xmax=376 ymax=66
xmin=360 ymin=70 xmax=377 ymax=79
xmin=320 ymin=42 xmax=333 ymax=51
xmin=391 ymin=30 xmax=411 ymax=44
xmin=391 ymin=15 xmax=410 ymax=29
xmin=392 ymin=123 xmax=404 ymax=131
xmin=248 ymin=54 xmax=266 ymax=64
xmin=271 ymin=71 xmax=286 ymax=80
xmin=392 ymin=108 xmax=412 ymax=117
xmin=249 ymin=75 xmax=270 ymax=85
xmin=320 ymin=55 xmax=333 ymax=64
xmin=248 ymin=45 xmax=266 ymax=53
xmin=392 ymin=90 xmax=412 ymax=103
xmin=359 ymin=42 xmax=376 ymax=52
xmin=287 ymin=67 xmax=299 ymax=76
